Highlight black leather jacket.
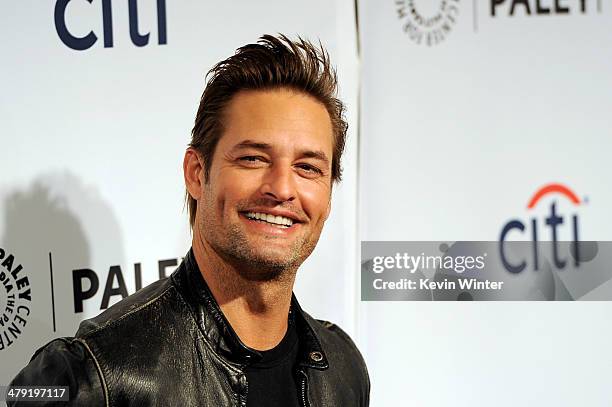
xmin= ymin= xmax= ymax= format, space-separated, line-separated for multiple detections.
xmin=9 ymin=249 xmax=370 ymax=406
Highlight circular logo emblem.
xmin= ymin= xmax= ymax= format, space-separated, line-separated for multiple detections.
xmin=396 ymin=0 xmax=460 ymax=46
xmin=0 ymin=248 xmax=32 ymax=351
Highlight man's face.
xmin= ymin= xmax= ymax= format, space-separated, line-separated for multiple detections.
xmin=194 ymin=88 xmax=334 ymax=281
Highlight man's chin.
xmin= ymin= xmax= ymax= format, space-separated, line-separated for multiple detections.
xmin=208 ymin=228 xmax=311 ymax=281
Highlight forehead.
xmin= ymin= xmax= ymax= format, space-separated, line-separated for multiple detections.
xmin=217 ymin=88 xmax=334 ymax=154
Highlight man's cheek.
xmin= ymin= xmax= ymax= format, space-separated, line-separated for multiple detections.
xmin=303 ymin=192 xmax=331 ymax=219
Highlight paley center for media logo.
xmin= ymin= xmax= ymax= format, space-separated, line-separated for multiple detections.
xmin=394 ymin=0 xmax=602 ymax=46
xmin=0 ymin=249 xmax=32 ymax=351
xmin=395 ymin=0 xmax=461 ymax=46
xmin=491 ymin=0 xmax=599 ymax=17
xmin=499 ymin=183 xmax=585 ymax=274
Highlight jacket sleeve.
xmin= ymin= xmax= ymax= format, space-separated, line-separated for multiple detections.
xmin=7 ymin=337 xmax=106 ymax=406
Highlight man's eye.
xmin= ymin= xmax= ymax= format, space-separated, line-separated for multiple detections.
xmin=296 ymin=164 xmax=323 ymax=175
xmin=238 ymin=156 xmax=265 ymax=163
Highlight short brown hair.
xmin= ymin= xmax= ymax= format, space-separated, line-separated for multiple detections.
xmin=186 ymin=34 xmax=347 ymax=228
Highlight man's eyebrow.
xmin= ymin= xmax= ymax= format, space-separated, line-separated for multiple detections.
xmin=231 ymin=140 xmax=272 ymax=151
xmin=230 ymin=139 xmax=330 ymax=166
xmin=298 ymin=149 xmax=330 ymax=166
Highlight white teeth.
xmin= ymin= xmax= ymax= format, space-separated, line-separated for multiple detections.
xmin=245 ymin=212 xmax=294 ymax=227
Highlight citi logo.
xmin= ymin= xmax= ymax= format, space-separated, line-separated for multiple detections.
xmin=499 ymin=183 xmax=584 ymax=273
xmin=54 ymin=0 xmax=167 ymax=51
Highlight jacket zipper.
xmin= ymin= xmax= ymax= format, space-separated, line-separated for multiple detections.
xmin=297 ymin=369 xmax=310 ymax=407
xmin=240 ymin=378 xmax=248 ymax=407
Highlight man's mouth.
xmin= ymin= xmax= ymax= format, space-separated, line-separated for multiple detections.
xmin=243 ymin=211 xmax=295 ymax=228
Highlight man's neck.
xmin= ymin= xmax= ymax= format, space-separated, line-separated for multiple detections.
xmin=192 ymin=236 xmax=296 ymax=351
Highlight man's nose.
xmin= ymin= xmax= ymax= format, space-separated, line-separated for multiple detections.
xmin=259 ymin=162 xmax=296 ymax=203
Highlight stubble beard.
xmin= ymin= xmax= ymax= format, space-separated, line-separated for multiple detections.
xmin=199 ymin=204 xmax=321 ymax=283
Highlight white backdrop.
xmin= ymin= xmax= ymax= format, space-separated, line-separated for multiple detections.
xmin=359 ymin=1 xmax=612 ymax=406
xmin=2 ymin=1 xmax=612 ymax=406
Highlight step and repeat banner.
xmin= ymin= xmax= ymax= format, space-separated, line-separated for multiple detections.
xmin=0 ymin=0 xmax=359 ymax=386
xmin=359 ymin=0 xmax=611 ymax=406
xmin=2 ymin=0 xmax=612 ymax=405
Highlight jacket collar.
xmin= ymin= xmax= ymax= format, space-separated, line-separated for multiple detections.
xmin=172 ymin=248 xmax=329 ymax=370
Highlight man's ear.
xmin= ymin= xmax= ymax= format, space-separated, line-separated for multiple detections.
xmin=184 ymin=148 xmax=204 ymax=200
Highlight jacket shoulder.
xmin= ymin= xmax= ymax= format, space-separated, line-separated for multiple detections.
xmin=76 ymin=277 xmax=175 ymax=338
xmin=305 ymin=315 xmax=371 ymax=405
xmin=9 ymin=338 xmax=106 ymax=406
xmin=74 ymin=275 xmax=197 ymax=363
xmin=314 ymin=318 xmax=364 ymax=358
xmin=71 ymin=276 xmax=201 ymax=405
xmin=312 ymin=317 xmax=369 ymax=370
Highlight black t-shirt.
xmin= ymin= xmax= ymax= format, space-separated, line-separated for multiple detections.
xmin=244 ymin=311 xmax=300 ymax=407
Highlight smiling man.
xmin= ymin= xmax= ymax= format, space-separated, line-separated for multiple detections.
xmin=9 ymin=35 xmax=369 ymax=406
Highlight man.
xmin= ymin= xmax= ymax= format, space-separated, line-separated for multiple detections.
xmin=9 ymin=34 xmax=369 ymax=406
